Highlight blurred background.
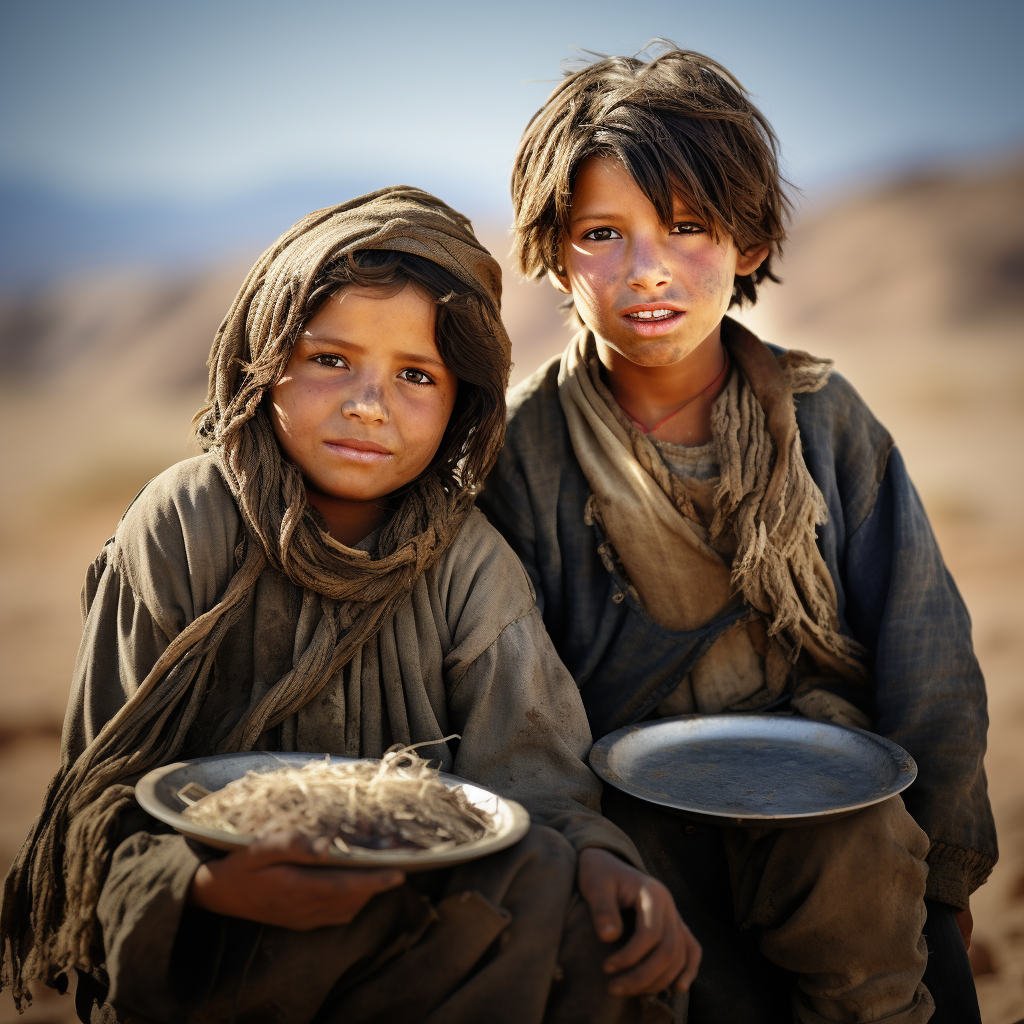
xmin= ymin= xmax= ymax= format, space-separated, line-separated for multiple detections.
xmin=1 ymin=0 xmax=1022 ymax=1019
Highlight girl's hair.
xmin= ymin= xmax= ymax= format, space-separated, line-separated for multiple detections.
xmin=512 ymin=43 xmax=792 ymax=307
xmin=301 ymin=248 xmax=506 ymax=491
xmin=192 ymin=188 xmax=512 ymax=581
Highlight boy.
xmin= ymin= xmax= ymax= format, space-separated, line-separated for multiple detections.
xmin=478 ymin=47 xmax=995 ymax=1023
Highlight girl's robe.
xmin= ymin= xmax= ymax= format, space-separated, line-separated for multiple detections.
xmin=66 ymin=453 xmax=647 ymax=1023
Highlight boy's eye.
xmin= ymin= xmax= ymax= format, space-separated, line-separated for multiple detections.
xmin=399 ymin=368 xmax=434 ymax=385
xmin=582 ymin=227 xmax=621 ymax=241
xmin=670 ymin=222 xmax=706 ymax=235
xmin=313 ymin=353 xmax=347 ymax=368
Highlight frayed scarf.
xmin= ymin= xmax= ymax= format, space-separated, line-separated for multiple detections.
xmin=557 ymin=317 xmax=869 ymax=723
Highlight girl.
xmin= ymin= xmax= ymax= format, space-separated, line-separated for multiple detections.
xmin=1 ymin=187 xmax=697 ymax=1024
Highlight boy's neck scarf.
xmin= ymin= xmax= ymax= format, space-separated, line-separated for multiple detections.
xmin=2 ymin=187 xmax=511 ymax=1008
xmin=557 ymin=317 xmax=867 ymax=718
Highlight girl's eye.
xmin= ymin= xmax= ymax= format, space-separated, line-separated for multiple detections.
xmin=671 ymin=222 xmax=706 ymax=235
xmin=399 ymin=368 xmax=434 ymax=385
xmin=583 ymin=227 xmax=621 ymax=241
xmin=313 ymin=353 xmax=347 ymax=368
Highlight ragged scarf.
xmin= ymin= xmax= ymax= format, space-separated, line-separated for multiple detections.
xmin=558 ymin=316 xmax=868 ymax=721
xmin=1 ymin=187 xmax=511 ymax=1008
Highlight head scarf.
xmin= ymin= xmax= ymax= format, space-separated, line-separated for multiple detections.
xmin=2 ymin=187 xmax=511 ymax=1007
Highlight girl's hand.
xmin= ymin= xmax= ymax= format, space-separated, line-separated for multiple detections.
xmin=577 ymin=847 xmax=701 ymax=996
xmin=187 ymin=830 xmax=405 ymax=930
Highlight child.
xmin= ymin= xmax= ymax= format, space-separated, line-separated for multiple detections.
xmin=478 ymin=48 xmax=995 ymax=1023
xmin=0 ymin=187 xmax=701 ymax=1023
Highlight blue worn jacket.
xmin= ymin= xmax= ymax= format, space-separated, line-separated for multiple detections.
xmin=477 ymin=347 xmax=996 ymax=909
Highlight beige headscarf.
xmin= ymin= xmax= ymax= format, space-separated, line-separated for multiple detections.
xmin=558 ymin=317 xmax=868 ymax=722
xmin=2 ymin=187 xmax=511 ymax=1008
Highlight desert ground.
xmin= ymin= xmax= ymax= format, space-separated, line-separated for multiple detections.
xmin=1 ymin=156 xmax=1022 ymax=1021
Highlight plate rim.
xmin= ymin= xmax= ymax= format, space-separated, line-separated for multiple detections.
xmin=135 ymin=750 xmax=532 ymax=868
xmin=588 ymin=713 xmax=918 ymax=823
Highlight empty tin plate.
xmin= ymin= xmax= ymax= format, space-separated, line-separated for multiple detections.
xmin=589 ymin=714 xmax=917 ymax=827
xmin=136 ymin=751 xmax=532 ymax=870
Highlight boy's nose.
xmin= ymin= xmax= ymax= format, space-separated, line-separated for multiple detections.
xmin=627 ymin=240 xmax=671 ymax=292
xmin=341 ymin=384 xmax=388 ymax=424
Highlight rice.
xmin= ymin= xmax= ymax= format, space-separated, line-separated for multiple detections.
xmin=181 ymin=744 xmax=496 ymax=853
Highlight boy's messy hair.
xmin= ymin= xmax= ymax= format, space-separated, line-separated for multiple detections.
xmin=512 ymin=43 xmax=790 ymax=306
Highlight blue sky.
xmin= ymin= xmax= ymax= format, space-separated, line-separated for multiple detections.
xmin=3 ymin=0 xmax=1023 ymax=209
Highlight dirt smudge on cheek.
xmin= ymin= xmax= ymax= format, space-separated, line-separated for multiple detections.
xmin=695 ymin=263 xmax=734 ymax=300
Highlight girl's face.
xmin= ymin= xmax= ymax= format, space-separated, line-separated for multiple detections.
xmin=270 ymin=282 xmax=458 ymax=541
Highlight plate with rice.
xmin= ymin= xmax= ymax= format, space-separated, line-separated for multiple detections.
xmin=136 ymin=746 xmax=531 ymax=870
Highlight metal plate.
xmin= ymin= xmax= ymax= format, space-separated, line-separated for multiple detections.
xmin=589 ymin=715 xmax=917 ymax=827
xmin=136 ymin=751 xmax=531 ymax=870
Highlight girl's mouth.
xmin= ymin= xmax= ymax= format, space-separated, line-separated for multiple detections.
xmin=324 ymin=439 xmax=392 ymax=463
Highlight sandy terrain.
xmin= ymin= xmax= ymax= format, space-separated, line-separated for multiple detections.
xmin=1 ymin=158 xmax=1021 ymax=1021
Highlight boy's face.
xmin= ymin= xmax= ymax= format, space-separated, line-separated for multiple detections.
xmin=270 ymin=282 xmax=458 ymax=511
xmin=551 ymin=156 xmax=768 ymax=368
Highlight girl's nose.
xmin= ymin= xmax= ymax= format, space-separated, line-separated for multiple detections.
xmin=627 ymin=238 xmax=671 ymax=292
xmin=341 ymin=383 xmax=388 ymax=424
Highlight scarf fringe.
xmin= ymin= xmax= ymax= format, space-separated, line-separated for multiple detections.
xmin=711 ymin=343 xmax=867 ymax=677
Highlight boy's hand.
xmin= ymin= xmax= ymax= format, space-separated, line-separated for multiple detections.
xmin=577 ymin=847 xmax=701 ymax=996
xmin=187 ymin=830 xmax=405 ymax=930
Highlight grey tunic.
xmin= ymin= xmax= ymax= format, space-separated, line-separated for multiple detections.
xmin=65 ymin=454 xmax=645 ymax=1023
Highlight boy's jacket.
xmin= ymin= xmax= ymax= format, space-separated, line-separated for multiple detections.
xmin=478 ymin=341 xmax=996 ymax=911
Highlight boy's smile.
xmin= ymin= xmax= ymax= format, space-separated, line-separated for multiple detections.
xmin=619 ymin=301 xmax=686 ymax=335
xmin=552 ymin=155 xmax=768 ymax=368
xmin=270 ymin=282 xmax=458 ymax=544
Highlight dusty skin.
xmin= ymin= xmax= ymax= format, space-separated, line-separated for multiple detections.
xmin=1 ymin=157 xmax=1023 ymax=1021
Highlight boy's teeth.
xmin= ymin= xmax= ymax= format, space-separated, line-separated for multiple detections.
xmin=627 ymin=309 xmax=675 ymax=320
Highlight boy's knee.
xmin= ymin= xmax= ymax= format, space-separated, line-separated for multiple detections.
xmin=869 ymin=794 xmax=930 ymax=861
xmin=808 ymin=796 xmax=930 ymax=890
xmin=731 ymin=796 xmax=930 ymax=935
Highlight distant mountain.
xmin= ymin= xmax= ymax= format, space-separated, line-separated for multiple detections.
xmin=762 ymin=156 xmax=1024 ymax=338
xmin=0 ymin=176 xmax=507 ymax=289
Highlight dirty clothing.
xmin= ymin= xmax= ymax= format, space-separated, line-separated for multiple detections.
xmin=79 ymin=822 xmax=664 ymax=1024
xmin=477 ymin=331 xmax=995 ymax=1019
xmin=555 ymin=325 xmax=869 ymax=726
xmin=478 ymin=338 xmax=995 ymax=908
xmin=64 ymin=455 xmax=652 ymax=1023
xmin=604 ymin=788 xmax=932 ymax=1023
xmin=652 ymin=438 xmax=717 ymax=482
xmin=727 ymin=798 xmax=931 ymax=1024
